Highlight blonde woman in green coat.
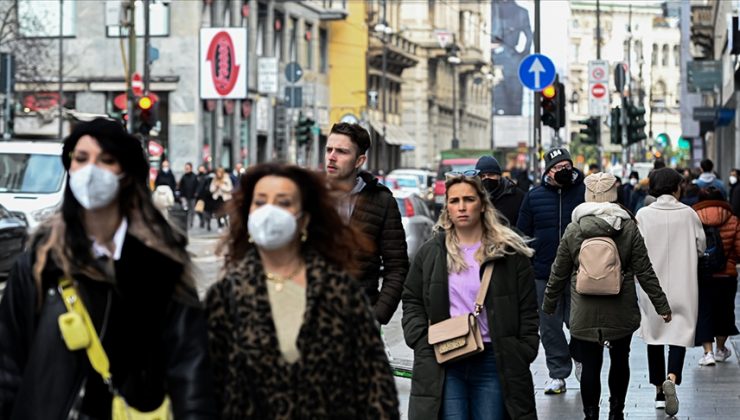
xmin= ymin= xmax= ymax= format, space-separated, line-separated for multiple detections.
xmin=402 ymin=174 xmax=539 ymax=420
xmin=543 ymin=173 xmax=671 ymax=420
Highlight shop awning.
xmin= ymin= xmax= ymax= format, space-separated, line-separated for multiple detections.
xmin=368 ymin=119 xmax=415 ymax=147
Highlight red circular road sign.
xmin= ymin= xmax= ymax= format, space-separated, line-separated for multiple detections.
xmin=591 ymin=83 xmax=606 ymax=98
xmin=591 ymin=67 xmax=605 ymax=80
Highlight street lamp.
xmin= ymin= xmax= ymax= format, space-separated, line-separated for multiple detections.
xmin=448 ymin=43 xmax=461 ymax=149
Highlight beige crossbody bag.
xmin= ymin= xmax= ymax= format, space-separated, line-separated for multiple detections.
xmin=427 ymin=264 xmax=494 ymax=364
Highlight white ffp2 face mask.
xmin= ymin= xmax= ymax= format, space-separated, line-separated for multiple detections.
xmin=730 ymin=176 xmax=738 ymax=185
xmin=247 ymin=204 xmax=299 ymax=250
xmin=69 ymin=164 xmax=121 ymax=210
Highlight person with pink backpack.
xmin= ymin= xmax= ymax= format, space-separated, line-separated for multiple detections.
xmin=543 ymin=172 xmax=672 ymax=420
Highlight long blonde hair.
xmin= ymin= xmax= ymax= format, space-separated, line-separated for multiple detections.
xmin=435 ymin=176 xmax=534 ymax=273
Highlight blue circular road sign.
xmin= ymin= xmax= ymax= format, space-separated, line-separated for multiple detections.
xmin=518 ymin=54 xmax=556 ymax=92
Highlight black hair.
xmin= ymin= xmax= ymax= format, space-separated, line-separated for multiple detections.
xmin=698 ymin=186 xmax=725 ymax=202
xmin=629 ymin=171 xmax=639 ymax=179
xmin=329 ymin=122 xmax=371 ymax=155
xmin=700 ymin=159 xmax=714 ymax=173
xmin=60 ymin=118 xmax=187 ymax=277
xmin=648 ymin=167 xmax=683 ymax=197
xmin=653 ymin=159 xmax=666 ymax=170
xmin=589 ymin=164 xmax=600 ymax=171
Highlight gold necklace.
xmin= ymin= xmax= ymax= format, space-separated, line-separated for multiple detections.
xmin=265 ymin=263 xmax=304 ymax=292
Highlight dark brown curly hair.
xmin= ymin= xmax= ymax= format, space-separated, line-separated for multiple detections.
xmin=220 ymin=162 xmax=371 ymax=277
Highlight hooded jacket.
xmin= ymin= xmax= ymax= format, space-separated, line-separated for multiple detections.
xmin=486 ymin=177 xmax=525 ymax=227
xmin=543 ymin=202 xmax=670 ymax=343
xmin=692 ymin=199 xmax=740 ymax=278
xmin=350 ymin=171 xmax=409 ymax=325
xmin=516 ymin=169 xmax=586 ymax=280
xmin=402 ymin=232 xmax=539 ymax=420
xmin=695 ymin=173 xmax=727 ymax=199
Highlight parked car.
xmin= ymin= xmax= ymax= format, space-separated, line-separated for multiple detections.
xmin=388 ymin=169 xmax=435 ymax=201
xmin=386 ymin=174 xmax=423 ymax=196
xmin=0 ymin=141 xmax=65 ymax=231
xmin=0 ymin=203 xmax=28 ymax=298
xmin=394 ymin=190 xmax=435 ymax=260
xmin=433 ymin=158 xmax=477 ymax=215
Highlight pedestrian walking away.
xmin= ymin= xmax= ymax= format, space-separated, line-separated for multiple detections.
xmin=178 ymin=162 xmax=199 ymax=228
xmin=544 ymin=172 xmax=671 ymax=420
xmin=325 ymin=122 xmax=409 ymax=325
xmin=206 ymin=163 xmax=398 ymax=419
xmin=635 ymin=167 xmax=706 ymax=417
xmin=403 ymin=172 xmax=539 ymax=420
xmin=476 ymin=155 xmax=525 ymax=227
xmin=195 ymin=165 xmax=213 ymax=229
xmin=0 ymin=118 xmax=217 ymax=419
xmin=694 ymin=159 xmax=727 ymax=199
xmin=517 ymin=147 xmax=585 ymax=394
xmin=691 ymin=187 xmax=740 ymax=366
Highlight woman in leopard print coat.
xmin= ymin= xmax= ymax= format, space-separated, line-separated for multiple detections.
xmin=206 ymin=163 xmax=399 ymax=419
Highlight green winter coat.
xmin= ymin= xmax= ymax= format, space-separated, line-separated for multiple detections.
xmin=402 ymin=232 xmax=539 ymax=420
xmin=543 ymin=202 xmax=671 ymax=343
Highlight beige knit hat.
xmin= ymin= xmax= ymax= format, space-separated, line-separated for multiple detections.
xmin=584 ymin=172 xmax=618 ymax=203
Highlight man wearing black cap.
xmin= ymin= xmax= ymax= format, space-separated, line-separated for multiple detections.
xmin=476 ymin=155 xmax=525 ymax=226
xmin=517 ymin=146 xmax=586 ymax=394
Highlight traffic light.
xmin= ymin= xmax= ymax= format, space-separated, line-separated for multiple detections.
xmin=540 ymin=78 xmax=566 ymax=129
xmin=135 ymin=94 xmax=158 ymax=136
xmin=625 ymin=101 xmax=647 ymax=145
xmin=295 ymin=113 xmax=314 ymax=146
xmin=610 ymin=107 xmax=622 ymax=145
xmin=577 ymin=117 xmax=599 ymax=145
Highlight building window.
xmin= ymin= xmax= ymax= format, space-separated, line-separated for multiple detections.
xmin=19 ymin=0 xmax=76 ymax=37
xmin=105 ymin=1 xmax=169 ymax=37
xmin=274 ymin=11 xmax=284 ymax=60
xmin=256 ymin=3 xmax=267 ymax=56
xmin=673 ymin=45 xmax=680 ymax=67
xmin=651 ymin=43 xmax=658 ymax=66
xmin=289 ymin=17 xmax=298 ymax=62
xmin=634 ymin=40 xmax=643 ymax=60
xmin=661 ymin=44 xmax=669 ymax=67
xmin=319 ymin=28 xmax=328 ymax=73
xmin=305 ymin=22 xmax=313 ymax=70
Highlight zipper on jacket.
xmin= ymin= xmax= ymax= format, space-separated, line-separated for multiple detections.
xmin=65 ymin=288 xmax=113 ymax=419
xmin=558 ymin=189 xmax=563 ymax=238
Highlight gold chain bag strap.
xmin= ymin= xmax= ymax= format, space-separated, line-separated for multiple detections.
xmin=57 ymin=278 xmax=172 ymax=420
xmin=427 ymin=264 xmax=494 ymax=364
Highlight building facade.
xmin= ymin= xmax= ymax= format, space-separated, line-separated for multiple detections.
xmin=569 ymin=1 xmax=681 ymax=167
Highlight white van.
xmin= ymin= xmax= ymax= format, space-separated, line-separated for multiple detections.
xmin=0 ymin=141 xmax=65 ymax=231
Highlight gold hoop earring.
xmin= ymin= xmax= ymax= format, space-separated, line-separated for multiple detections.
xmin=248 ymin=234 xmax=254 ymax=244
xmin=300 ymin=229 xmax=308 ymax=243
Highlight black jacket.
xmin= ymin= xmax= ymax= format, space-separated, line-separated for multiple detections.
xmin=402 ymin=233 xmax=539 ymax=419
xmin=0 ymin=226 xmax=217 ymax=419
xmin=155 ymin=170 xmax=177 ymax=194
xmin=731 ymin=184 xmax=740 ymax=217
xmin=178 ymin=172 xmax=199 ymax=200
xmin=350 ymin=171 xmax=409 ymax=325
xmin=487 ymin=177 xmax=525 ymax=227
xmin=516 ymin=170 xmax=586 ymax=280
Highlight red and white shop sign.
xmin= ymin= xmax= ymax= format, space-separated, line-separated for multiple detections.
xmin=199 ymin=28 xmax=247 ymax=99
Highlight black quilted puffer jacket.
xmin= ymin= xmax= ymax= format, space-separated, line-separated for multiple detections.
xmin=351 ymin=171 xmax=409 ymax=325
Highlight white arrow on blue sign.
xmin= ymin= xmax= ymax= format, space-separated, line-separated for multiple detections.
xmin=518 ymin=54 xmax=556 ymax=92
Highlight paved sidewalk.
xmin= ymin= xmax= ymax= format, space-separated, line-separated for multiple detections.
xmin=386 ymin=292 xmax=740 ymax=419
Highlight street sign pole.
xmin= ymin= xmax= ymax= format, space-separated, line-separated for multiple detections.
xmin=533 ymin=0 xmax=541 ymax=178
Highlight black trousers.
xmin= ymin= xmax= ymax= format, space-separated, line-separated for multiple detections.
xmin=571 ymin=335 xmax=631 ymax=408
xmin=647 ymin=344 xmax=686 ymax=386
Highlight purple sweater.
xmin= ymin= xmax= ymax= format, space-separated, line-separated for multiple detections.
xmin=448 ymin=242 xmax=490 ymax=342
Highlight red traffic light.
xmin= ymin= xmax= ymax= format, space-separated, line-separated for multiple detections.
xmin=542 ymin=84 xmax=556 ymax=99
xmin=138 ymin=96 xmax=153 ymax=110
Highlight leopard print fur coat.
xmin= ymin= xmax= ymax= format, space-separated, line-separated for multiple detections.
xmin=206 ymin=248 xmax=399 ymax=420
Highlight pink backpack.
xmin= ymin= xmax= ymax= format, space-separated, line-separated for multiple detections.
xmin=576 ymin=237 xmax=622 ymax=295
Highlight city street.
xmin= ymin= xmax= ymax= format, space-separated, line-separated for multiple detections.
xmin=189 ymin=229 xmax=740 ymax=419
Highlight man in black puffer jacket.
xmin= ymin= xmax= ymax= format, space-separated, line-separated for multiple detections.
xmin=517 ymin=147 xmax=585 ymax=395
xmin=325 ymin=122 xmax=409 ymax=325
xmin=476 ymin=155 xmax=525 ymax=226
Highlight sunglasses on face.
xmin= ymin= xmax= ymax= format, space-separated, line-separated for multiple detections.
xmin=445 ymin=169 xmax=480 ymax=180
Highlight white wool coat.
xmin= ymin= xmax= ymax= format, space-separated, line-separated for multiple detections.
xmin=635 ymin=194 xmax=706 ymax=347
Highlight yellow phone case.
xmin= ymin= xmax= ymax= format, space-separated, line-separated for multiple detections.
xmin=58 ymin=312 xmax=91 ymax=351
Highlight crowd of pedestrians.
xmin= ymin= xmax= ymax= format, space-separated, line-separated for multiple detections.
xmin=0 ymin=118 xmax=738 ymax=420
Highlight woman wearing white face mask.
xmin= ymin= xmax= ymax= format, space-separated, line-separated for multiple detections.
xmin=206 ymin=162 xmax=399 ymax=419
xmin=0 ymin=118 xmax=217 ymax=419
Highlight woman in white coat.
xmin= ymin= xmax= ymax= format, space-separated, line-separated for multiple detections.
xmin=635 ymin=168 xmax=706 ymax=417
